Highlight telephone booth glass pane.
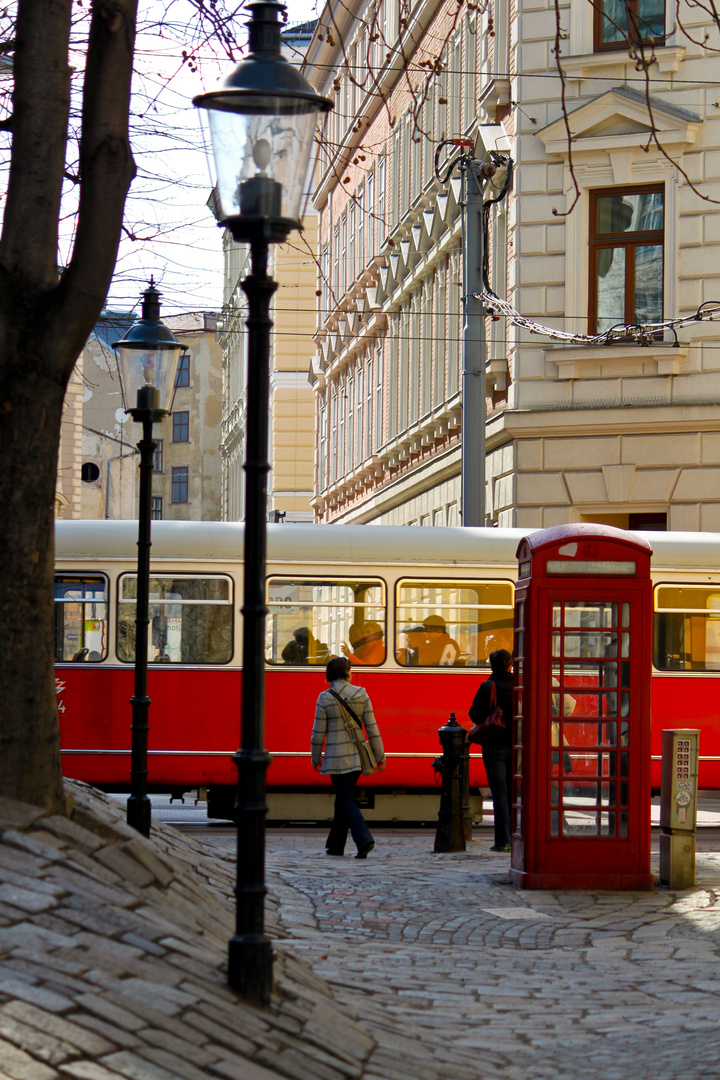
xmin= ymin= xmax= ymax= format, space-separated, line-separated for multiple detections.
xmin=550 ymin=599 xmax=630 ymax=838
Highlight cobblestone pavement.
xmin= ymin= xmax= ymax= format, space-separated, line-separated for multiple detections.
xmin=3 ymin=784 xmax=720 ymax=1080
xmin=201 ymin=829 xmax=720 ymax=1080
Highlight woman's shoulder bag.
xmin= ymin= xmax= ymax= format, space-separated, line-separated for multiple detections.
xmin=328 ymin=689 xmax=378 ymax=776
xmin=467 ymin=680 xmax=506 ymax=746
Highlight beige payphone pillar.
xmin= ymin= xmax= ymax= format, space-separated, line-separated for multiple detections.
xmin=659 ymin=729 xmax=699 ymax=889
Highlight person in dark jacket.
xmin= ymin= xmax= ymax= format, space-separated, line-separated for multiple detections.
xmin=468 ymin=648 xmax=513 ymax=852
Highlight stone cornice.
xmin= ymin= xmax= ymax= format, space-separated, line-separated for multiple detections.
xmin=486 ymin=402 xmax=720 ymax=447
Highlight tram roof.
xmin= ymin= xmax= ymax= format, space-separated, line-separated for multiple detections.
xmin=54 ymin=520 xmax=720 ymax=572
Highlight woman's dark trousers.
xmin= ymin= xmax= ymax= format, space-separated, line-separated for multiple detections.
xmin=482 ymin=746 xmax=512 ymax=848
xmin=326 ymin=771 xmax=373 ymax=854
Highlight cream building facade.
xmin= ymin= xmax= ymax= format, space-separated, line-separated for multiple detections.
xmin=304 ymin=0 xmax=720 ymax=531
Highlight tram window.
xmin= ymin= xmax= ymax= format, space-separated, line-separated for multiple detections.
xmin=266 ymin=578 xmax=386 ymax=665
xmin=395 ymin=580 xmax=514 ymax=667
xmin=654 ymin=584 xmax=720 ymax=671
xmin=54 ymin=575 xmax=108 ymax=662
xmin=117 ymin=575 xmax=233 ymax=664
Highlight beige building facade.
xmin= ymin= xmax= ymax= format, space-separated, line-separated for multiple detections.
xmin=304 ymin=0 xmax=720 ymax=531
xmin=66 ymin=310 xmax=223 ymax=521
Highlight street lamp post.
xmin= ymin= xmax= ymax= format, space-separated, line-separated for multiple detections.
xmin=112 ymin=281 xmax=185 ymax=838
xmin=194 ymin=0 xmax=331 ymax=1006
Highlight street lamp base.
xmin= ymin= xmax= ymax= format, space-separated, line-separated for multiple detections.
xmin=228 ymin=933 xmax=273 ymax=1005
xmin=127 ymin=794 xmax=151 ymax=837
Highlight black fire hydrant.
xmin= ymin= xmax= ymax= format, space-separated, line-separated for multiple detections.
xmin=432 ymin=712 xmax=467 ymax=853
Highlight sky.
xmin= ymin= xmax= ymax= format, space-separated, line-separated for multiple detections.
xmin=95 ymin=0 xmax=326 ymax=321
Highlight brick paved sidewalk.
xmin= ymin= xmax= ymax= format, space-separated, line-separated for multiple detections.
xmin=250 ymin=831 xmax=720 ymax=1080
xmin=2 ymin=785 xmax=720 ymax=1080
xmin=0 ymin=783 xmax=377 ymax=1080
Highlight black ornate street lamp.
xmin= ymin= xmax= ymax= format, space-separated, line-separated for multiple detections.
xmin=194 ymin=0 xmax=331 ymax=1005
xmin=113 ymin=280 xmax=186 ymax=838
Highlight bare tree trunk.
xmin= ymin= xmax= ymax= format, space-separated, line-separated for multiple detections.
xmin=0 ymin=0 xmax=137 ymax=812
xmin=0 ymin=353 xmax=66 ymax=810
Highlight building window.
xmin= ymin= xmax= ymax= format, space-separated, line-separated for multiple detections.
xmin=357 ymin=185 xmax=365 ymax=271
xmin=366 ymin=354 xmax=373 ymax=460
xmin=367 ymin=170 xmax=375 ymax=257
xmin=434 ymin=262 xmax=447 ymax=407
xmin=377 ymin=155 xmax=386 ymax=245
xmin=589 ymin=185 xmax=664 ymax=334
xmin=151 ymin=497 xmax=163 ymax=520
xmin=595 ymin=0 xmax=664 ymax=51
xmin=153 ymin=439 xmax=164 ymax=473
xmin=347 ymin=373 xmax=355 ymax=473
xmin=333 ymin=224 xmax=340 ymax=299
xmin=175 ymin=353 xmax=190 ymax=387
xmin=348 ymin=200 xmax=356 ymax=287
xmin=375 ymin=343 xmax=384 ymax=448
xmin=356 ymin=365 xmax=364 ymax=464
xmin=172 ymin=466 xmax=189 ymax=503
xmin=341 ymin=213 xmax=347 ymax=296
xmin=173 ymin=410 xmax=189 ymax=443
xmin=319 ymin=400 xmax=327 ymax=492
xmin=321 ymin=243 xmax=329 ymax=321
xmin=331 ymin=389 xmax=338 ymax=485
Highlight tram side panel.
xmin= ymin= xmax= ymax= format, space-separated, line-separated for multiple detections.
xmin=57 ymin=665 xmax=488 ymax=792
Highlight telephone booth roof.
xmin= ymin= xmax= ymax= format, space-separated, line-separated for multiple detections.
xmin=516 ymin=523 xmax=653 ymax=580
xmin=517 ymin=523 xmax=653 ymax=558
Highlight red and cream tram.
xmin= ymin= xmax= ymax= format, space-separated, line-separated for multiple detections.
xmin=54 ymin=520 xmax=720 ymax=820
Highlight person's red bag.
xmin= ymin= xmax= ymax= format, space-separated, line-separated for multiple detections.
xmin=467 ymin=681 xmax=505 ymax=745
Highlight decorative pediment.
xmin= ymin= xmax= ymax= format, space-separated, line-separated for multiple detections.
xmin=537 ymin=86 xmax=701 ymax=159
xmin=581 ymin=113 xmax=652 ymax=139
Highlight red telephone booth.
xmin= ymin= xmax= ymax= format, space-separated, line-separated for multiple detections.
xmin=511 ymin=524 xmax=654 ymax=890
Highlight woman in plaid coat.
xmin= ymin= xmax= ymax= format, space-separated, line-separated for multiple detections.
xmin=311 ymin=656 xmax=386 ymax=858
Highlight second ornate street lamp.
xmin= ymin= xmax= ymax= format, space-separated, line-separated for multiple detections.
xmin=194 ymin=0 xmax=331 ymax=1005
xmin=113 ymin=280 xmax=186 ymax=838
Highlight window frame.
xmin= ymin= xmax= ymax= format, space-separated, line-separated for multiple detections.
xmin=593 ymin=0 xmax=666 ymax=52
xmin=265 ymin=575 xmax=388 ymax=666
xmin=172 ymin=465 xmax=189 ymax=503
xmin=175 ymin=353 xmax=190 ymax=388
xmin=153 ymin=439 xmax=164 ymax=473
xmin=588 ymin=183 xmax=664 ymax=336
xmin=54 ymin=573 xmax=109 ymax=663
xmin=172 ymin=410 xmax=190 ymax=444
xmin=116 ymin=571 xmax=234 ymax=666
xmin=395 ymin=577 xmax=516 ymax=668
xmin=653 ymin=582 xmax=720 ymax=673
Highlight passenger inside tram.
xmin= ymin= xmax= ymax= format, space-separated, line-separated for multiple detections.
xmin=396 ymin=616 xmax=461 ymax=666
xmin=281 ymin=626 xmax=330 ymax=665
xmin=342 ymin=621 xmax=386 ymax=664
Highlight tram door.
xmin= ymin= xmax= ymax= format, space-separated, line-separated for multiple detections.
xmin=511 ymin=525 xmax=654 ymax=891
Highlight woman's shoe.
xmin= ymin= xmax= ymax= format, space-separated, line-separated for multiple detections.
xmin=490 ymin=844 xmax=511 ymax=852
xmin=355 ymin=841 xmax=375 ymax=859
xmin=325 ymin=849 xmax=344 ymax=856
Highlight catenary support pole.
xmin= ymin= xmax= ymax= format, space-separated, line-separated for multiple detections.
xmin=228 ymin=239 xmax=276 ymax=1005
xmin=461 ymin=159 xmax=487 ymax=527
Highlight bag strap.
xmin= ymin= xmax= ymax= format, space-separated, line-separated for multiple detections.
xmin=489 ymin=680 xmax=497 ymax=708
xmin=329 ymin=687 xmax=362 ymax=728
xmin=328 ymin=688 xmax=366 ymax=751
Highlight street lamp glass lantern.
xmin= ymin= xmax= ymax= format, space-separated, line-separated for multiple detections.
xmin=193 ymin=1 xmax=332 ymax=242
xmin=112 ymin=282 xmax=185 ymax=415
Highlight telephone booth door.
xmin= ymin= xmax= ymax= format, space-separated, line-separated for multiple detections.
xmin=511 ymin=524 xmax=654 ymax=891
